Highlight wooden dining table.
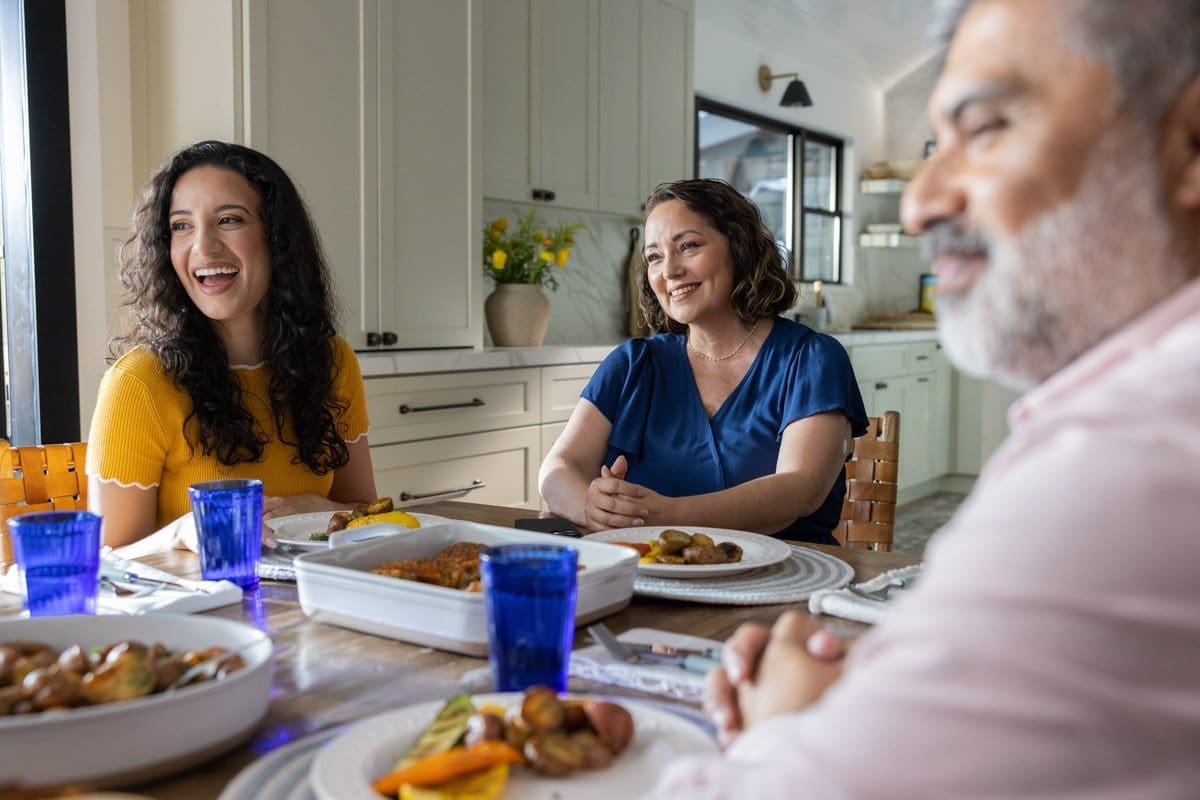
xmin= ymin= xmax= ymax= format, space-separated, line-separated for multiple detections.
xmin=1 ymin=500 xmax=919 ymax=798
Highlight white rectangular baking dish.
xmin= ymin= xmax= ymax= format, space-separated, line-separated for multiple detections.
xmin=293 ymin=521 xmax=637 ymax=656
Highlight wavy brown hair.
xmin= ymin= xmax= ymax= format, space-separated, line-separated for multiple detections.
xmin=112 ymin=140 xmax=349 ymax=474
xmin=638 ymin=178 xmax=797 ymax=334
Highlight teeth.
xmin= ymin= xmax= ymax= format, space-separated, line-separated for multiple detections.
xmin=195 ymin=266 xmax=239 ymax=278
xmin=670 ymin=284 xmax=697 ymax=298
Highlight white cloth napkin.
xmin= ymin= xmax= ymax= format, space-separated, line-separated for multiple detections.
xmin=1 ymin=549 xmax=242 ymax=615
xmin=568 ymin=627 xmax=722 ymax=703
xmin=807 ymin=564 xmax=923 ymax=625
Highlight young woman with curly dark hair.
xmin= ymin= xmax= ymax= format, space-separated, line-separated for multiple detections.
xmin=539 ymin=178 xmax=866 ymax=544
xmin=87 ymin=140 xmax=377 ymax=548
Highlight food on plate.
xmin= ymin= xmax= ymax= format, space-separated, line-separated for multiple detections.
xmin=372 ymin=687 xmax=636 ymax=797
xmin=0 ymin=639 xmax=246 ymax=716
xmin=308 ymin=497 xmax=421 ymax=540
xmin=638 ymin=529 xmax=744 ymax=565
xmin=608 ymin=541 xmax=652 ymax=557
xmin=346 ymin=510 xmax=421 ymax=530
xmin=371 ymin=542 xmax=489 ymax=592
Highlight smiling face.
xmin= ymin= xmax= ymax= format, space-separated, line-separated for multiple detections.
xmin=169 ymin=166 xmax=272 ymax=345
xmin=900 ymin=0 xmax=1194 ymax=388
xmin=642 ymin=199 xmax=737 ymax=327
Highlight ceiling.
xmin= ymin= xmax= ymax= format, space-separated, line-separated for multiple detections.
xmin=697 ymin=0 xmax=944 ymax=90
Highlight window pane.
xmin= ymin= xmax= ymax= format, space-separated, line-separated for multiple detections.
xmin=803 ymin=140 xmax=836 ymax=211
xmin=696 ymin=111 xmax=790 ymax=247
xmin=802 ymin=213 xmax=839 ymax=282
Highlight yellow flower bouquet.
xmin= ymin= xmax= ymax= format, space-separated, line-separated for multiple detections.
xmin=483 ymin=210 xmax=583 ymax=292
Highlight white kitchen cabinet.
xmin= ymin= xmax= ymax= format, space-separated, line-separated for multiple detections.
xmin=134 ymin=0 xmax=482 ymax=351
xmin=372 ymin=426 xmax=542 ymax=508
xmin=482 ymin=0 xmax=693 ymax=215
xmin=851 ymin=340 xmax=950 ymax=491
xmin=365 ymin=362 xmax=600 ymax=509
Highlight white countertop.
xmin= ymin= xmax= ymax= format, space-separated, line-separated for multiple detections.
xmin=356 ymin=344 xmax=623 ymax=377
xmin=354 ymin=330 xmax=938 ymax=377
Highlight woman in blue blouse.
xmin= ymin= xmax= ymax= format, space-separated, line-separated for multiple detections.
xmin=539 ymin=179 xmax=867 ymax=545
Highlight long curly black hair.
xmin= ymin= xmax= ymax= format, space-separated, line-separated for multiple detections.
xmin=638 ymin=178 xmax=797 ymax=335
xmin=113 ymin=140 xmax=349 ymax=474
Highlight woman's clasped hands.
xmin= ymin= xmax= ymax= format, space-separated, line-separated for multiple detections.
xmin=583 ymin=454 xmax=660 ymax=531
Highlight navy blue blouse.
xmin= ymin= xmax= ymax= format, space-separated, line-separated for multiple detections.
xmin=582 ymin=317 xmax=868 ymax=544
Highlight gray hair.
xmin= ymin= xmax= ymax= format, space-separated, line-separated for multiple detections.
xmin=933 ymin=0 xmax=1200 ymax=126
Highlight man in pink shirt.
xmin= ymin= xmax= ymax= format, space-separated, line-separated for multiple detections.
xmin=651 ymin=0 xmax=1200 ymax=797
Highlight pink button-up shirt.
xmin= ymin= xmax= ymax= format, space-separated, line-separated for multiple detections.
xmin=650 ymin=277 xmax=1200 ymax=799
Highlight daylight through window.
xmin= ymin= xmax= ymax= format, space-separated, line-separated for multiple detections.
xmin=695 ymin=100 xmax=843 ymax=283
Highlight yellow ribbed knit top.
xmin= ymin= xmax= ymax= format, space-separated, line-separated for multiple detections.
xmin=86 ymin=337 xmax=370 ymax=528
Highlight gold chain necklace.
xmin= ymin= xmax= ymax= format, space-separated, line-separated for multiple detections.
xmin=687 ymin=320 xmax=760 ymax=363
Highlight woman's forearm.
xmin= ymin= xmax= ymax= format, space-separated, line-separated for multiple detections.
xmin=538 ymin=457 xmax=593 ymax=527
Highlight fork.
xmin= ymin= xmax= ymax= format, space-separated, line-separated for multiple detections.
xmin=845 ymin=583 xmax=901 ymax=602
xmin=100 ymin=576 xmax=161 ymax=599
xmin=586 ymin=623 xmax=721 ymax=674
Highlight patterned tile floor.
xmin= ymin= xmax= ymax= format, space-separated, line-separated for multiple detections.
xmin=891 ymin=491 xmax=969 ymax=557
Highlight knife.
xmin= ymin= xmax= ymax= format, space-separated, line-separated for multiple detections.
xmin=587 ymin=624 xmax=722 ymax=675
xmin=627 ymin=642 xmax=724 ymax=660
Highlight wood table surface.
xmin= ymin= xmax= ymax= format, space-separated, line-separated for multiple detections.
xmin=1 ymin=501 xmax=919 ymax=798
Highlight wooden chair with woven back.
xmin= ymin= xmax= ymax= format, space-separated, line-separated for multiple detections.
xmin=834 ymin=411 xmax=900 ymax=551
xmin=0 ymin=440 xmax=90 ymax=568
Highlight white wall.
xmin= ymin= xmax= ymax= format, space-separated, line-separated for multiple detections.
xmin=66 ymin=0 xmax=137 ymax=439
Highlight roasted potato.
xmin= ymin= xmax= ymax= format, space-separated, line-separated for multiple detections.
xmin=363 ymin=496 xmax=395 ymax=515
xmin=689 ymin=532 xmax=715 ymax=549
xmin=718 ymin=542 xmax=744 ymax=562
xmin=657 ymin=529 xmax=692 ymax=555
xmin=524 ymin=730 xmax=585 ymax=776
xmin=463 ymin=710 xmax=506 ymax=745
xmin=582 ymin=699 xmax=634 ymax=755
xmin=22 ymin=667 xmax=81 ymax=711
xmin=682 ymin=545 xmax=728 ymax=565
xmin=80 ymin=647 xmax=155 ymax=704
xmin=520 ymin=685 xmax=565 ymax=732
xmin=56 ymin=643 xmax=92 ymax=677
xmin=326 ymin=511 xmax=354 ymax=534
xmin=571 ymin=729 xmax=614 ymax=770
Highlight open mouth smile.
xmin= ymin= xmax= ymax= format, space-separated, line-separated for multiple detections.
xmin=670 ymin=283 xmax=699 ymax=299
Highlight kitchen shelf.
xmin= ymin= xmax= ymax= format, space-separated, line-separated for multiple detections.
xmin=860 ymin=178 xmax=909 ymax=194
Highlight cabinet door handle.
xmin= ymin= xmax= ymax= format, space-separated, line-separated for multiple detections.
xmin=875 ymin=381 xmax=889 ymax=390
xmin=400 ymin=479 xmax=486 ymax=502
xmin=366 ymin=331 xmax=381 ymax=346
xmin=399 ymin=397 xmax=485 ymax=414
xmin=381 ymin=331 xmax=398 ymax=346
xmin=917 ymin=377 xmax=930 ymax=383
xmin=531 ymin=188 xmax=556 ymax=202
xmin=914 ymin=354 xmax=930 ymax=361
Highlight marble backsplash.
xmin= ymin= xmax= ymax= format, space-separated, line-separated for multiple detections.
xmin=482 ymin=199 xmax=930 ymax=345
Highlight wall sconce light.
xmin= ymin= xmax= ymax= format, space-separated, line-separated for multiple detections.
xmin=758 ymin=65 xmax=813 ymax=108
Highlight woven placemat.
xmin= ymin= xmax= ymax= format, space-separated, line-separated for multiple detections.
xmin=632 ymin=545 xmax=853 ymax=605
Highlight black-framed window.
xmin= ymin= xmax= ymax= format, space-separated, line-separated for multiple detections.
xmin=695 ymin=99 xmax=843 ymax=283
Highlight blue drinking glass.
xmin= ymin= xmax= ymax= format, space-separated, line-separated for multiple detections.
xmin=10 ymin=510 xmax=102 ymax=616
xmin=480 ymin=544 xmax=579 ymax=692
xmin=188 ymin=479 xmax=263 ymax=590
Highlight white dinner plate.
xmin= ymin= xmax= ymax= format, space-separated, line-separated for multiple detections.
xmin=582 ymin=526 xmax=793 ymax=579
xmin=308 ymin=692 xmax=717 ymax=800
xmin=266 ymin=511 xmax=449 ymax=551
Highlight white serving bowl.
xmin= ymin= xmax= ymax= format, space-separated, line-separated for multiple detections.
xmin=294 ymin=521 xmax=638 ymax=656
xmin=0 ymin=613 xmax=273 ymax=790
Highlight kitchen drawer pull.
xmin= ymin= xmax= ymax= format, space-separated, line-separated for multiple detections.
xmin=875 ymin=381 xmax=889 ymax=390
xmin=399 ymin=479 xmax=486 ymax=502
xmin=917 ymin=377 xmax=930 ymax=383
xmin=914 ymin=354 xmax=930 ymax=361
xmin=399 ymin=397 xmax=485 ymax=414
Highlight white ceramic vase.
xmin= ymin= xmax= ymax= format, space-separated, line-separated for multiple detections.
xmin=484 ymin=283 xmax=551 ymax=347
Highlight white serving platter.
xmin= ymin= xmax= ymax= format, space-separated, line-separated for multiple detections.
xmin=0 ymin=613 xmax=273 ymax=790
xmin=266 ymin=510 xmax=448 ymax=551
xmin=583 ymin=526 xmax=792 ymax=579
xmin=293 ymin=521 xmax=638 ymax=656
xmin=309 ymin=692 xmax=717 ymax=800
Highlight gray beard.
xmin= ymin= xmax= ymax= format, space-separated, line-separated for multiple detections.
xmin=937 ymin=128 xmax=1191 ymax=390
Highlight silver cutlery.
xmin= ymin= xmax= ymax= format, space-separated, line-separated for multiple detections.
xmin=586 ymin=623 xmax=721 ymax=674
xmin=99 ymin=576 xmax=161 ymax=599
